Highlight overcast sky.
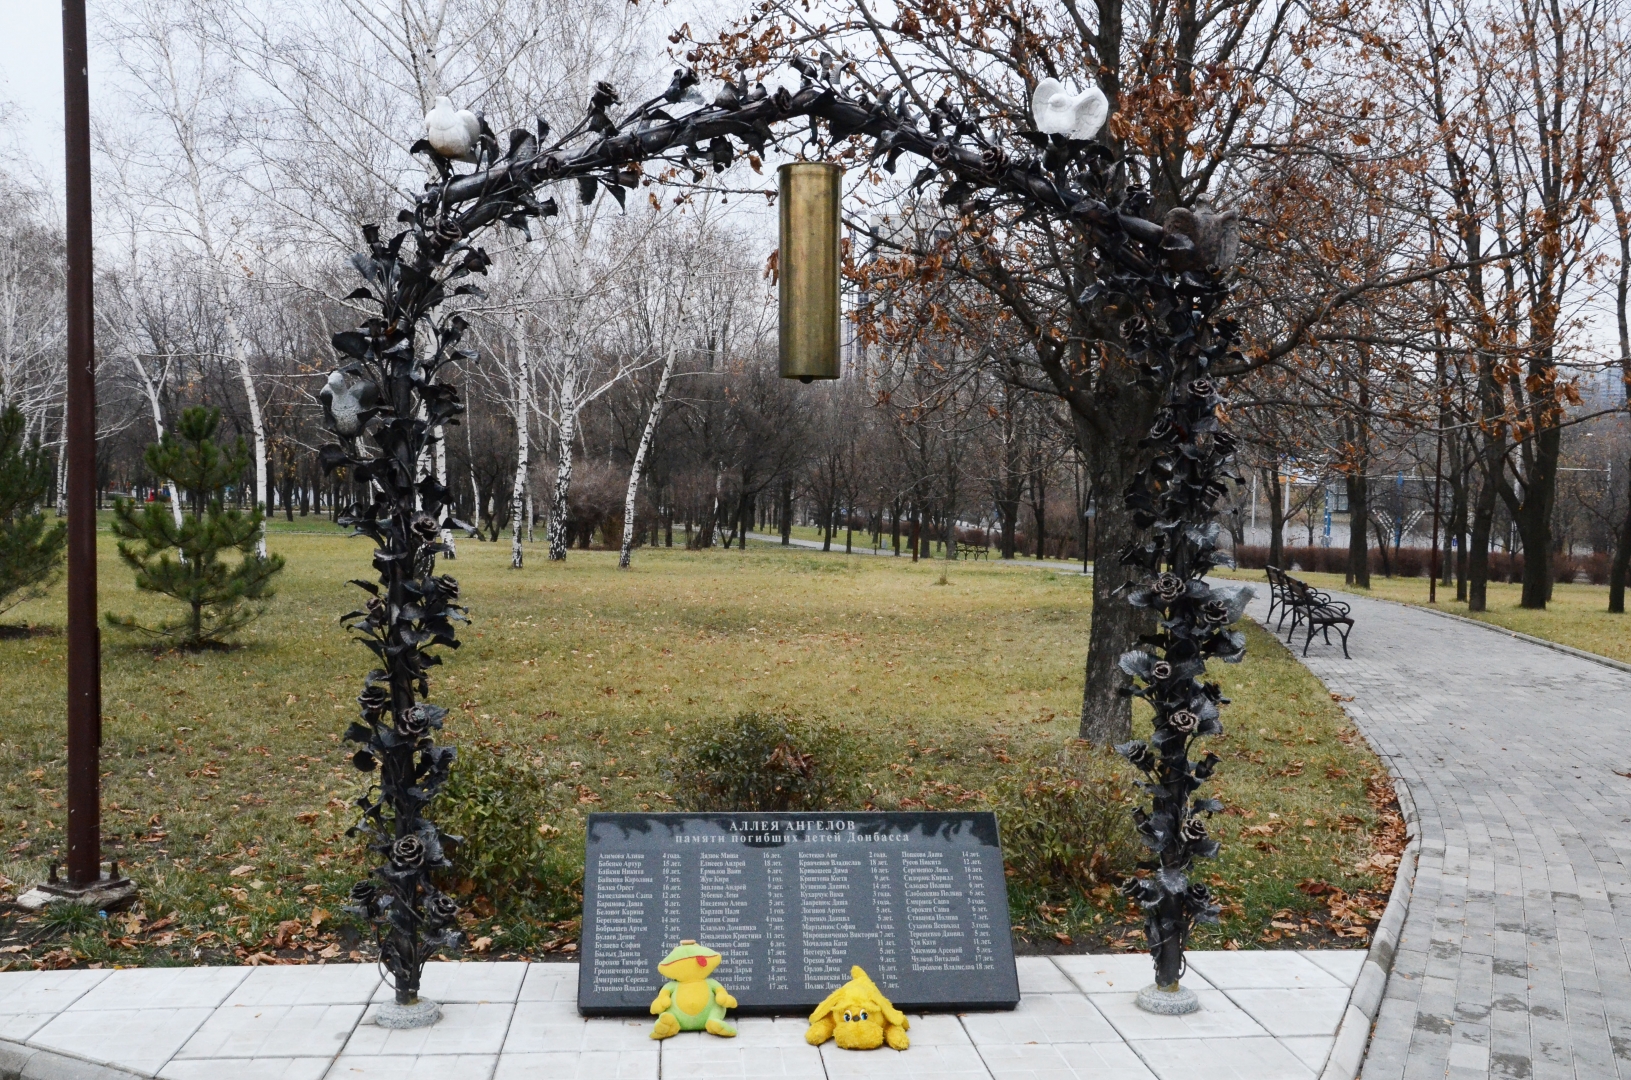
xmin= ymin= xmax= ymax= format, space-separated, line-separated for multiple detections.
xmin=0 ymin=0 xmax=113 ymax=194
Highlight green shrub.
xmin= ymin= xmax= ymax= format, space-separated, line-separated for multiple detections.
xmin=435 ymin=744 xmax=572 ymax=913
xmin=673 ymin=712 xmax=853 ymax=812
xmin=107 ymin=407 xmax=284 ymax=647
xmin=992 ymin=740 xmax=1139 ymax=894
xmin=0 ymin=404 xmax=66 ymax=618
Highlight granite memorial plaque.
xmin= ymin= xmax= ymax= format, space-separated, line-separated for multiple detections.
xmin=578 ymin=811 xmax=1019 ymax=1015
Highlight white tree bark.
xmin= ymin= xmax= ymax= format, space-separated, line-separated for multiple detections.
xmin=510 ymin=329 xmax=532 ymax=569
xmin=221 ymin=303 xmax=269 ymax=558
xmin=619 ymin=343 xmax=678 ymax=569
xmin=434 ymin=424 xmax=456 ymax=558
xmin=466 ymin=417 xmax=482 ymax=539
xmin=131 ymin=351 xmax=184 ymax=530
xmin=547 ymin=359 xmax=580 ymax=561
xmin=53 ymin=427 xmax=66 ymax=517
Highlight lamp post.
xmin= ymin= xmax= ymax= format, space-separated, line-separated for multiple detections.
xmin=19 ymin=0 xmax=135 ymax=913
xmin=62 ymin=0 xmax=100 ymax=892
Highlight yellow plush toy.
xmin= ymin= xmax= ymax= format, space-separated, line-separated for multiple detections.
xmin=805 ymin=966 xmax=909 ymax=1050
xmin=648 ymin=940 xmax=737 ymax=1039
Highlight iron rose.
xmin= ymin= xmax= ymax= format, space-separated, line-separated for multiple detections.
xmin=391 ymin=835 xmax=427 ymax=870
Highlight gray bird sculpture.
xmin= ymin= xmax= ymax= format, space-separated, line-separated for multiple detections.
xmin=319 ymin=368 xmax=380 ymax=438
xmin=1160 ymin=205 xmax=1240 ymax=272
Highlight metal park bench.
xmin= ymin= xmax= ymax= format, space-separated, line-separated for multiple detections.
xmin=957 ymin=543 xmax=988 ymax=561
xmin=1264 ymin=565 xmax=1354 ymax=658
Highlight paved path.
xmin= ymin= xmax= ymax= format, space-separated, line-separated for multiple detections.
xmin=0 ymin=953 xmax=1363 ymax=1080
xmin=1249 ymin=588 xmax=1631 ymax=1080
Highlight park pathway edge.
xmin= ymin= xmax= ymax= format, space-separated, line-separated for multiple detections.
xmin=1253 ymin=583 xmax=1631 ymax=1080
xmin=1248 ymin=598 xmax=1426 ymax=1080
xmin=1319 ymin=766 xmax=1421 ymax=1080
xmin=0 ymin=1039 xmax=146 ymax=1080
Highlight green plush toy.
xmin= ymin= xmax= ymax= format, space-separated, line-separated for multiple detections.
xmin=648 ymin=940 xmax=738 ymax=1038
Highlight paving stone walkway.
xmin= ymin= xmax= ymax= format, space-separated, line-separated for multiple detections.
xmin=0 ymin=953 xmax=1363 ymax=1080
xmin=1249 ymin=588 xmax=1631 ymax=1080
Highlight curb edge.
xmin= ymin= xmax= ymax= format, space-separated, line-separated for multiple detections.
xmin=0 ymin=1040 xmax=150 ymax=1080
xmin=1246 ymin=609 xmax=1421 ymax=1080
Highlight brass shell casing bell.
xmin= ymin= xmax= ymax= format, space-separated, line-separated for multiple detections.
xmin=778 ymin=162 xmax=843 ymax=382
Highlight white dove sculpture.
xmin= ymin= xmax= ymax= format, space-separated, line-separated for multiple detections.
xmin=424 ymin=95 xmax=481 ymax=162
xmin=1031 ymin=79 xmax=1109 ymax=142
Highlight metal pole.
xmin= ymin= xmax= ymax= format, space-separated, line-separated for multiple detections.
xmin=62 ymin=0 xmax=102 ymax=888
xmin=1430 ymin=423 xmax=1444 ymax=605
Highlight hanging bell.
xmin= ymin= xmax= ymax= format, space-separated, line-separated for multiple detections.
xmin=778 ymin=162 xmax=843 ymax=382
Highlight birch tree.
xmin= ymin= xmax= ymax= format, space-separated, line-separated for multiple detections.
xmin=101 ymin=0 xmax=272 ymax=555
xmin=620 ymin=339 xmax=679 ymax=568
xmin=508 ymin=322 xmax=533 ymax=568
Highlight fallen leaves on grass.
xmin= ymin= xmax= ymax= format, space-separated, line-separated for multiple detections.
xmin=1298 ymin=879 xmax=1384 ymax=939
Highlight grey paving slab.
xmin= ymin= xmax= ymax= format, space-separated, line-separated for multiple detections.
xmin=0 ymin=955 xmax=1365 ymax=1079
xmin=1249 ymin=587 xmax=1631 ymax=1079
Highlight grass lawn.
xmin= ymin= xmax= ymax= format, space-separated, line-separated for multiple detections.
xmin=749 ymin=523 xmax=1081 ymax=564
xmin=1225 ymin=568 xmax=1630 ymax=666
xmin=0 ymin=522 xmax=1399 ymax=969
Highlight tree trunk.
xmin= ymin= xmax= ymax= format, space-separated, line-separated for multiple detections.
xmin=53 ymin=424 xmax=65 ymax=516
xmin=547 ymin=362 xmax=579 ymax=562
xmin=221 ymin=306 xmax=268 ymax=560
xmin=1515 ymin=424 xmax=1560 ymax=610
xmin=434 ymin=424 xmax=455 ymax=559
xmin=1610 ymin=455 xmax=1631 ymax=613
xmin=1263 ymin=467 xmax=1284 ymax=568
xmin=1080 ymin=472 xmax=1142 ymax=744
xmin=779 ymin=478 xmax=793 ymax=546
xmin=1077 ymin=408 xmax=1153 ymax=746
xmin=132 ymin=354 xmax=184 ymax=531
xmin=620 ymin=344 xmax=677 ymax=569
xmin=1345 ymin=474 xmax=1370 ymax=588
xmin=1030 ymin=475 xmax=1046 ymax=559
xmin=998 ymin=493 xmax=1018 ymax=558
xmin=509 ymin=333 xmax=532 ymax=570
xmin=1467 ymin=471 xmax=1497 ymax=611
xmin=693 ymin=471 xmax=720 ymax=549
xmin=1370 ymin=515 xmax=1392 ymax=577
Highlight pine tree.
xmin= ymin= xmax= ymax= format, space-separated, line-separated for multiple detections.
xmin=108 ymin=406 xmax=284 ymax=647
xmin=0 ymin=405 xmax=67 ymax=620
